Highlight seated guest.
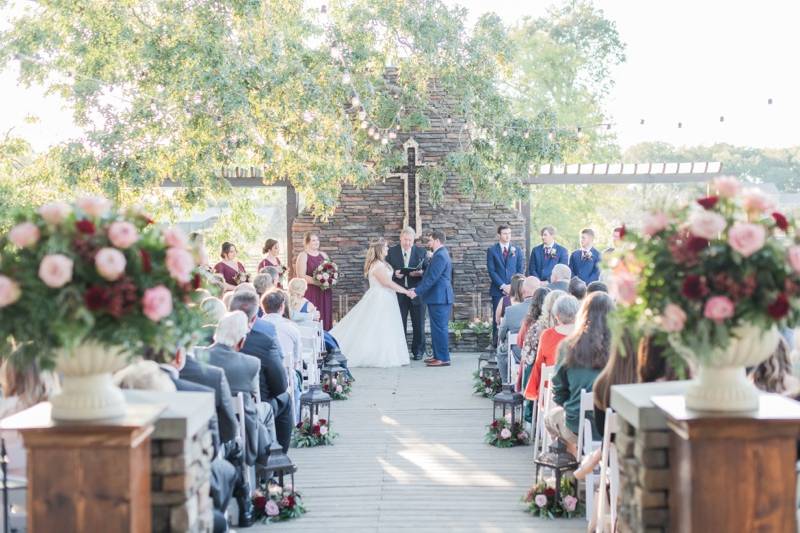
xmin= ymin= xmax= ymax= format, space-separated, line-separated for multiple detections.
xmin=199 ymin=311 xmax=271 ymax=466
xmin=0 ymin=359 xmax=59 ymax=478
xmin=214 ymin=242 xmax=248 ymax=291
xmin=586 ymin=280 xmax=608 ymax=294
xmin=525 ymin=294 xmax=579 ymax=402
xmin=568 ymin=228 xmax=602 ymax=284
xmin=235 ymin=282 xmax=257 ymax=294
xmin=253 ymin=273 xmax=274 ymax=318
xmin=287 ymin=277 xmax=320 ymax=322
xmin=549 ymin=263 xmax=572 ymax=292
xmin=260 ymin=266 xmax=281 ymax=288
xmin=546 ymin=292 xmax=614 ymax=456
xmin=222 ymin=291 xmax=235 ymax=309
xmin=228 ymin=291 xmax=293 ymax=453
xmin=514 ymin=287 xmax=550 ymax=421
xmin=261 ymin=290 xmax=303 ymax=422
xmin=568 ymin=276 xmax=587 ymax=300
xmin=494 ymin=274 xmax=525 ymax=328
xmin=114 ymin=360 xmax=175 ymax=392
xmin=749 ymin=338 xmax=800 ymax=396
xmin=497 ymin=276 xmax=540 ymax=379
xmin=200 ymin=297 xmax=227 ymax=344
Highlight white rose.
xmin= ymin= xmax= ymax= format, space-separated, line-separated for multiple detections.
xmin=322 ymin=273 xmax=329 ymax=279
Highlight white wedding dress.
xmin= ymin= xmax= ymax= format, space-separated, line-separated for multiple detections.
xmin=330 ymin=263 xmax=410 ymax=368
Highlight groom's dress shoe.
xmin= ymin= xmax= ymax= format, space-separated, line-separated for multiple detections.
xmin=426 ymin=359 xmax=450 ymax=367
xmin=423 ymin=356 xmax=436 ymax=363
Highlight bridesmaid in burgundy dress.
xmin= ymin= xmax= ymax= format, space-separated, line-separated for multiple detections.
xmin=257 ymin=238 xmax=284 ymax=288
xmin=295 ymin=231 xmax=333 ymax=330
xmin=213 ymin=242 xmax=247 ymax=291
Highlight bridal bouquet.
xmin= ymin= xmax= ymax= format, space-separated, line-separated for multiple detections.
xmin=0 ymin=195 xmax=205 ymax=367
xmin=313 ymin=259 xmax=338 ymax=290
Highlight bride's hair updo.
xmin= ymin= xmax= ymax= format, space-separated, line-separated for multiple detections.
xmin=363 ymin=240 xmax=386 ymax=278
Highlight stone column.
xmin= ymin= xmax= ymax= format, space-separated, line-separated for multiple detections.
xmin=124 ymin=390 xmax=216 ymax=533
xmin=610 ymin=381 xmax=688 ymax=533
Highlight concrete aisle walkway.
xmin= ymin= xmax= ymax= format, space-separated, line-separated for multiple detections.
xmin=254 ymin=353 xmax=585 ymax=533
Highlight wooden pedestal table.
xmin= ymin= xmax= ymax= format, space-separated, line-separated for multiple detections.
xmin=653 ymin=394 xmax=800 ymax=533
xmin=0 ymin=402 xmax=164 ymax=533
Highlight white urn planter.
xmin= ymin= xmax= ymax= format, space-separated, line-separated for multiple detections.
xmin=50 ymin=342 xmax=128 ymax=421
xmin=681 ymin=323 xmax=780 ymax=412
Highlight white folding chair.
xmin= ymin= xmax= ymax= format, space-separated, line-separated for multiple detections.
xmin=507 ymin=332 xmax=518 ymax=384
xmin=596 ymin=408 xmax=619 ymax=533
xmin=532 ymin=364 xmax=555 ymax=461
xmin=297 ymin=323 xmax=321 ymax=386
xmin=577 ymin=389 xmax=602 ymax=523
xmin=234 ymin=393 xmax=256 ymax=500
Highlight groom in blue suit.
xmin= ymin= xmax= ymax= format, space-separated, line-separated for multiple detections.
xmin=487 ymin=224 xmax=525 ymax=347
xmin=527 ymin=225 xmax=569 ymax=282
xmin=410 ymin=229 xmax=454 ymax=367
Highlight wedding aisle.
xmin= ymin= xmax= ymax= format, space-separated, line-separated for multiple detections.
xmin=256 ymin=353 xmax=584 ymax=533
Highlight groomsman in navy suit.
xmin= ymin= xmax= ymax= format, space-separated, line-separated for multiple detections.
xmin=486 ymin=224 xmax=525 ymax=347
xmin=527 ymin=225 xmax=569 ymax=282
xmin=568 ymin=228 xmax=602 ymax=284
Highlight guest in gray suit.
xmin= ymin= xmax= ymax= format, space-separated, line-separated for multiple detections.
xmin=497 ymin=276 xmax=540 ymax=381
xmin=199 ymin=311 xmax=272 ymax=468
xmin=549 ymin=263 xmax=572 ymax=292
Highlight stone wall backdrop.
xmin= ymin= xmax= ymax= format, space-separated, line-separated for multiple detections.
xmin=292 ymin=83 xmax=526 ymax=322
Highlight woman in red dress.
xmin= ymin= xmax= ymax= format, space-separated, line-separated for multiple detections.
xmin=213 ymin=242 xmax=247 ymax=291
xmin=294 ymin=231 xmax=333 ymax=330
xmin=257 ymin=238 xmax=284 ymax=288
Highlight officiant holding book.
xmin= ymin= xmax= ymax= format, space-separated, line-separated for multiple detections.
xmin=388 ymin=227 xmax=429 ymax=360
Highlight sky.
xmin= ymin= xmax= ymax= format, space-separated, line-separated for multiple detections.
xmin=1 ymin=0 xmax=799 ymax=153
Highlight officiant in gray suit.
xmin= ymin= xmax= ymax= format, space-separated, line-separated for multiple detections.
xmin=387 ymin=227 xmax=429 ymax=360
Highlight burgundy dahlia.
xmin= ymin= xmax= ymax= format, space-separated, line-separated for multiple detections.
xmin=139 ymin=249 xmax=152 ymax=273
xmin=253 ymin=495 xmax=267 ymax=511
xmin=681 ymin=275 xmax=708 ymax=299
xmin=772 ymin=212 xmax=789 ymax=231
xmin=686 ymin=236 xmax=710 ymax=253
xmin=75 ymin=219 xmax=96 ymax=235
xmin=85 ymin=285 xmax=112 ymax=311
xmin=697 ymin=196 xmax=719 ymax=209
xmin=767 ymin=293 xmax=790 ymax=320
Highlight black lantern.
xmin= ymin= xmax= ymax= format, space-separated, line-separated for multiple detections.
xmin=480 ymin=357 xmax=501 ymax=382
xmin=320 ymin=362 xmax=346 ymax=395
xmin=534 ymin=440 xmax=579 ymax=505
xmin=492 ymin=383 xmax=523 ymax=428
xmin=327 ymin=349 xmax=348 ymax=372
xmin=477 ymin=351 xmax=491 ymax=370
xmin=299 ymin=384 xmax=332 ymax=427
xmin=266 ymin=441 xmax=297 ymax=496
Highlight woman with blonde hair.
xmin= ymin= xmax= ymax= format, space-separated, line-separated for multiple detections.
xmin=330 ymin=240 xmax=413 ymax=367
xmin=0 ymin=359 xmax=60 ymax=476
xmin=287 ymin=277 xmax=320 ymax=322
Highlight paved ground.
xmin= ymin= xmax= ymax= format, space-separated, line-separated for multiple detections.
xmin=249 ymin=353 xmax=585 ymax=533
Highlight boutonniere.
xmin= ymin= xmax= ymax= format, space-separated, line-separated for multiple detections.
xmin=581 ymin=250 xmax=593 ymax=261
xmin=545 ymin=246 xmax=557 ymax=259
xmin=509 ymin=246 xmax=516 ymax=257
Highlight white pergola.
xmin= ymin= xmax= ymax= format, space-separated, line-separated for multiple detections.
xmin=526 ymin=161 xmax=723 ymax=185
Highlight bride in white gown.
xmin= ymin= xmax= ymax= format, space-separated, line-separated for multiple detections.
xmin=330 ymin=241 xmax=412 ymax=368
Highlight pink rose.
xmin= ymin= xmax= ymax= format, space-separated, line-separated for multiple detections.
xmin=688 ymin=210 xmax=726 ymax=240
xmin=95 ymin=247 xmax=127 ymax=281
xmin=611 ymin=271 xmax=638 ymax=305
xmin=563 ymin=495 xmax=578 ymax=512
xmin=0 ymin=276 xmax=21 ymax=308
xmin=39 ymin=202 xmax=72 ymax=225
xmin=517 ymin=431 xmax=528 ymax=441
xmin=163 ymin=227 xmax=188 ymax=249
xmin=704 ymin=296 xmax=735 ymax=323
xmin=38 ymin=254 xmax=74 ymax=288
xmin=107 ymin=221 xmax=139 ymax=249
xmin=534 ymin=494 xmax=548 ymax=508
xmin=8 ymin=222 xmax=40 ymax=248
xmin=713 ymin=176 xmax=741 ymax=198
xmin=265 ymin=500 xmax=280 ymax=517
xmin=642 ymin=212 xmax=670 ymax=236
xmin=788 ymin=245 xmax=800 ymax=273
xmin=335 ymin=384 xmax=343 ymax=393
xmin=76 ymin=195 xmax=111 ymax=218
xmin=500 ymin=428 xmax=512 ymax=439
xmin=166 ymin=247 xmax=195 ymax=283
xmin=727 ymin=222 xmax=766 ymax=257
xmin=319 ymin=425 xmax=329 ymax=435
xmin=661 ymin=303 xmax=687 ymax=333
xmin=741 ymin=188 xmax=776 ymax=215
xmin=142 ymin=285 xmax=173 ymax=321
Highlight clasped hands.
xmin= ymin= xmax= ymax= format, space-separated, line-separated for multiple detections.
xmin=407 ymin=289 xmax=417 ymax=299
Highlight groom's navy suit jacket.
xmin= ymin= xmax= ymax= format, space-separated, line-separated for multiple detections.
xmin=487 ymin=243 xmax=525 ymax=299
xmin=414 ymin=247 xmax=453 ymax=304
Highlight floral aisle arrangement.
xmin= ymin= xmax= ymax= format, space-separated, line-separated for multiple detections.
xmin=485 ymin=416 xmax=528 ymax=448
xmin=252 ymin=483 xmax=306 ymax=523
xmin=523 ymin=477 xmax=582 ymax=519
xmin=610 ymin=176 xmax=800 ymax=410
xmin=321 ymin=373 xmax=351 ymax=400
xmin=0 ymin=196 xmax=204 ymax=420
xmin=313 ymin=259 xmax=338 ymax=290
xmin=468 ymin=318 xmax=492 ymax=336
xmin=472 ymin=370 xmax=502 ymax=398
xmin=291 ymin=417 xmax=338 ymax=447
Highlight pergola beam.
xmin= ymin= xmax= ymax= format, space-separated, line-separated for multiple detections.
xmin=525 ymin=161 xmax=723 ymax=185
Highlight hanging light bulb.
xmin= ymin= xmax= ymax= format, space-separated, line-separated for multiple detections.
xmin=606 ymin=124 xmax=611 ymax=130
xmin=446 ymin=116 xmax=452 ymax=125
xmin=342 ymin=72 xmax=351 ymax=84
xmin=351 ymin=96 xmax=360 ymax=107
xmin=502 ymin=130 xmax=508 ymax=137
xmin=368 ymin=126 xmax=375 ymax=135
xmin=678 ymin=122 xmax=683 ymax=128
xmin=388 ymin=131 xmax=397 ymax=139
xmin=381 ymin=137 xmax=388 ymax=145
xmin=719 ymin=116 xmax=725 ymax=122
xmin=640 ymin=119 xmax=645 ymax=125
xmin=523 ymin=131 xmax=529 ymax=139
xmin=358 ymin=110 xmax=366 ymax=120
xmin=360 ymin=120 xmax=368 ymax=129
xmin=548 ymin=131 xmax=555 ymax=141
xmin=768 ymin=98 xmax=773 ymax=105
xmin=372 ymin=132 xmax=381 ymax=140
